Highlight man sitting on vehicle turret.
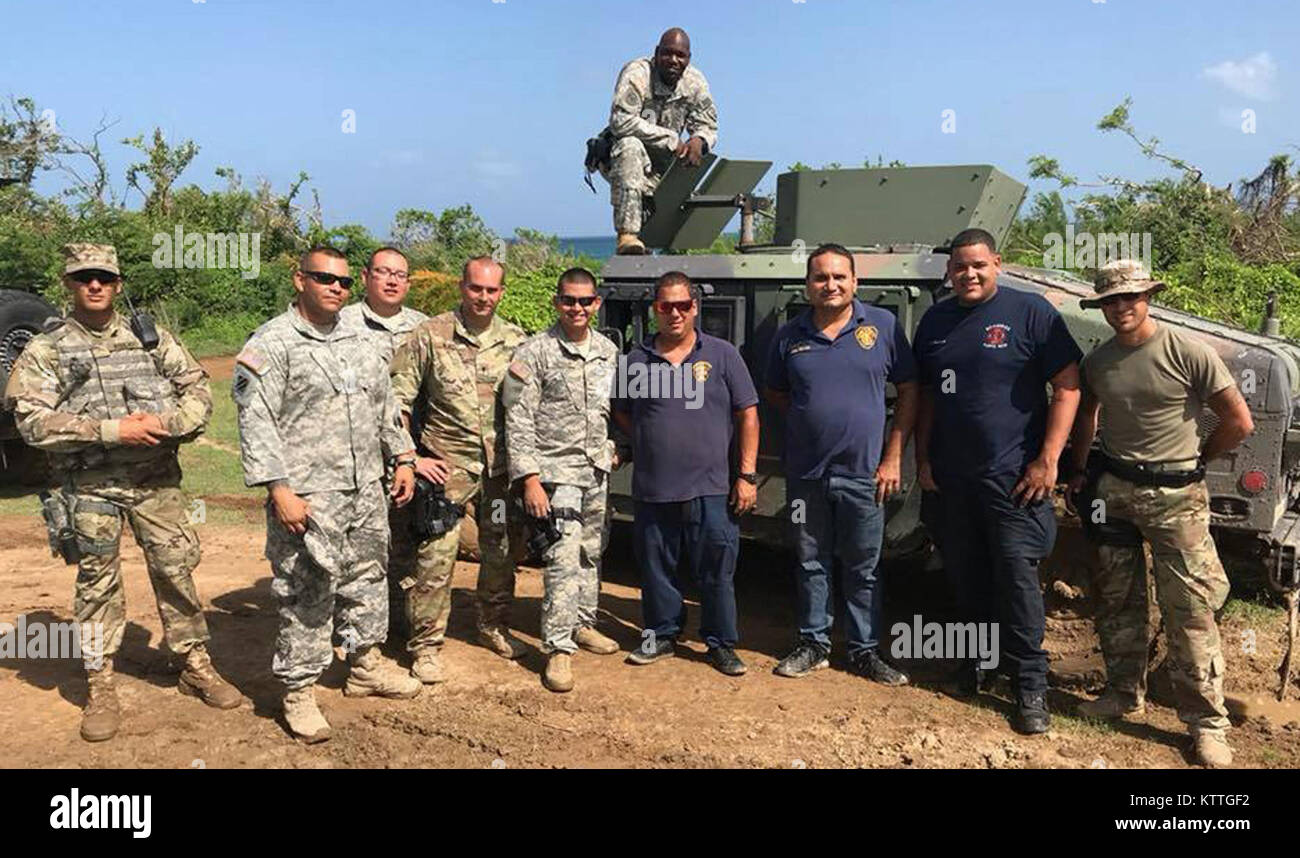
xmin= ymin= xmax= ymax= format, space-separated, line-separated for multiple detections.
xmin=591 ymin=27 xmax=718 ymax=256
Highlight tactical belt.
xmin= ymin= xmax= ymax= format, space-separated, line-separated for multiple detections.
xmin=1098 ymin=453 xmax=1205 ymax=489
xmin=551 ymin=508 xmax=584 ymax=525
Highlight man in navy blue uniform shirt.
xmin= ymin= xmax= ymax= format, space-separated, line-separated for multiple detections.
xmin=613 ymin=272 xmax=759 ymax=676
xmin=913 ymin=227 xmax=1082 ymax=734
xmin=764 ymin=244 xmax=917 ymax=684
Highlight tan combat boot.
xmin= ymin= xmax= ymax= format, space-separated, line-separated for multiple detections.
xmin=178 ymin=644 xmax=243 ymax=709
xmin=344 ymin=646 xmax=422 ymax=699
xmin=282 ymin=686 xmax=331 ymax=744
xmin=81 ymin=663 xmax=120 ymax=743
xmin=1076 ymin=688 xmax=1145 ymax=719
xmin=575 ymin=626 xmax=619 ymax=655
xmin=410 ymin=648 xmax=446 ymax=684
xmin=616 ymin=233 xmax=646 ymax=255
xmin=477 ymin=626 xmax=528 ymax=660
xmin=1193 ymin=729 xmax=1233 ymax=768
xmin=543 ymin=653 xmax=574 ymax=693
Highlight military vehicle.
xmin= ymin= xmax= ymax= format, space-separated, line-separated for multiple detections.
xmin=0 ymin=280 xmax=59 ymax=483
xmin=597 ymin=157 xmax=1300 ymax=604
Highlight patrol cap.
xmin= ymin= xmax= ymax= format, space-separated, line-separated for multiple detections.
xmin=1080 ymin=258 xmax=1164 ymax=309
xmin=62 ymin=243 xmax=121 ymax=277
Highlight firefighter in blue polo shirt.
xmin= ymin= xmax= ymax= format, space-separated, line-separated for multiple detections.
xmin=913 ymin=227 xmax=1082 ymax=735
xmin=613 ymin=271 xmax=760 ymax=676
xmin=763 ymin=243 xmax=917 ymax=685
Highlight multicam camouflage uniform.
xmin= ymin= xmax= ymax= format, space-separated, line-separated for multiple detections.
xmin=233 ymin=305 xmax=413 ymax=690
xmin=340 ymin=300 xmax=429 ymax=635
xmin=599 ymin=57 xmax=718 ymax=234
xmin=389 ymin=309 xmax=526 ymax=652
xmin=5 ymin=301 xmax=213 ymax=663
xmin=1091 ymin=474 xmax=1231 ymax=731
xmin=503 ymin=325 xmax=618 ymax=654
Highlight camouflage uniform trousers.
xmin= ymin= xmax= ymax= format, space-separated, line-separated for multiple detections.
xmin=71 ymin=482 xmax=208 ymax=661
xmin=266 ymin=479 xmax=389 ymax=690
xmin=540 ymin=473 xmax=607 ymax=655
xmin=601 ymin=137 xmax=674 ymax=234
xmin=1091 ymin=472 xmax=1231 ymax=732
xmin=395 ymin=467 xmax=519 ymax=653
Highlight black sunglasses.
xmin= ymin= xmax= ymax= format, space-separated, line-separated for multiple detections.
xmin=302 ymin=270 xmax=355 ymax=289
xmin=70 ymin=270 xmax=121 ymax=285
xmin=558 ymin=295 xmax=598 ymax=308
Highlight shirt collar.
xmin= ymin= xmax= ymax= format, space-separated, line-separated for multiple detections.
xmin=454 ymin=308 xmax=504 ymax=347
xmin=359 ymin=300 xmax=410 ymax=333
xmin=796 ymin=300 xmax=868 ymax=340
xmin=288 ymin=303 xmax=351 ymax=342
xmin=640 ymin=331 xmax=704 ymax=360
xmin=550 ymin=323 xmax=602 ymax=360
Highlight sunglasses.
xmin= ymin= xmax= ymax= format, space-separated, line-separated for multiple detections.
xmin=70 ymin=270 xmax=121 ymax=285
xmin=655 ymin=299 xmax=694 ymax=315
xmin=302 ymin=270 xmax=355 ymax=289
xmin=558 ymin=295 xmax=598 ymax=308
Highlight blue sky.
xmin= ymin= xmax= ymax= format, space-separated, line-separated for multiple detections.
xmin=4 ymin=0 xmax=1296 ymax=238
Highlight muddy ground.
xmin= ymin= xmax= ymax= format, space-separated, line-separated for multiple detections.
xmin=1 ymin=504 xmax=1298 ymax=770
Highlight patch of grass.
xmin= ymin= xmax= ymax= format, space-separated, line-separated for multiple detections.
xmin=1221 ymin=596 xmax=1283 ymax=627
xmin=1052 ymin=713 xmax=1116 ymax=737
xmin=180 ymin=312 xmax=262 ymax=359
xmin=178 ymin=439 xmax=257 ymax=499
xmin=204 ymin=378 xmax=241 ymax=451
xmin=0 ymin=493 xmax=40 ymax=516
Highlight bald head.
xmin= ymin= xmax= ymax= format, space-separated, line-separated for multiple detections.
xmin=658 ymin=28 xmax=690 ymax=52
xmin=654 ymin=28 xmax=691 ymax=85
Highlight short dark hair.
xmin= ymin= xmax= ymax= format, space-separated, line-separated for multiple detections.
xmin=949 ymin=228 xmax=998 ymax=254
xmin=556 ymin=267 xmax=597 ymax=294
xmin=366 ymin=246 xmax=409 ymax=269
xmin=806 ymin=243 xmax=855 ymax=280
xmin=653 ymin=270 xmax=700 ymax=302
xmin=462 ymin=255 xmax=505 ymax=284
xmin=299 ymin=244 xmax=346 ymax=270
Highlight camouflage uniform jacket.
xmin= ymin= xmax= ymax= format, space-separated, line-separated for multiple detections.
xmin=3 ymin=312 xmax=210 ymax=480
xmin=339 ymin=300 xmax=429 ymax=366
xmin=504 ymin=325 xmax=618 ymax=488
xmin=233 ymin=304 xmax=412 ymax=494
xmin=389 ymin=309 xmax=526 ymax=478
xmin=606 ymin=57 xmax=718 ymax=154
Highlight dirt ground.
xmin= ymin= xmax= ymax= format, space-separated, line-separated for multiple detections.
xmin=2 ymin=504 xmax=1299 ymax=770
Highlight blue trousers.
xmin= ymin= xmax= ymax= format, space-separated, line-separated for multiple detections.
xmin=633 ymin=495 xmax=739 ymax=649
xmin=788 ymin=475 xmax=884 ymax=658
xmin=933 ymin=473 xmax=1055 ymax=697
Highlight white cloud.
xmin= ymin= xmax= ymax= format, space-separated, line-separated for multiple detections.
xmin=1203 ymin=51 xmax=1278 ymax=101
xmin=473 ymin=158 xmax=523 ymax=179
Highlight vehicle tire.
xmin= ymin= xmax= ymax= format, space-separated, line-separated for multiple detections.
xmin=0 ymin=290 xmax=58 ymax=487
xmin=0 ymin=290 xmax=59 ymax=392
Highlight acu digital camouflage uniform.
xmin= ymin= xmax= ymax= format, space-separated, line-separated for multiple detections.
xmin=389 ymin=309 xmax=527 ymax=652
xmin=233 ymin=304 xmax=413 ymax=690
xmin=504 ymin=325 xmax=618 ymax=654
xmin=340 ymin=300 xmax=429 ymax=636
xmin=600 ymin=57 xmax=718 ymax=234
xmin=4 ymin=263 xmax=213 ymax=666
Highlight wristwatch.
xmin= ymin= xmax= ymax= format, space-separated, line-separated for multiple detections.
xmin=738 ymin=471 xmax=758 ymax=485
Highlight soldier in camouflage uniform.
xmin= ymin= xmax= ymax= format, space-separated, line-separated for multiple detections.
xmin=504 ymin=268 xmax=621 ymax=693
xmin=1068 ymin=260 xmax=1256 ymax=768
xmin=598 ymin=27 xmax=718 ymax=255
xmin=339 ymin=247 xmax=428 ymax=641
xmin=234 ymin=246 xmax=421 ymax=743
xmin=3 ymin=243 xmax=241 ymax=743
xmin=389 ymin=256 xmax=529 ymax=682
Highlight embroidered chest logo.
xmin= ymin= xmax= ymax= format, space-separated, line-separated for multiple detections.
xmin=855 ymin=325 xmax=878 ymax=350
xmin=982 ymin=324 xmax=1011 ymax=349
xmin=691 ymin=361 xmax=713 ymax=383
